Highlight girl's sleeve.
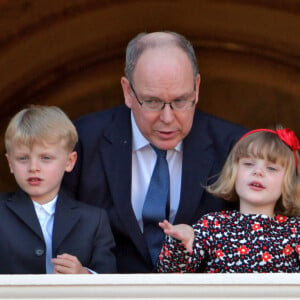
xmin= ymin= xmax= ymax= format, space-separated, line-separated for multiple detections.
xmin=156 ymin=217 xmax=210 ymax=273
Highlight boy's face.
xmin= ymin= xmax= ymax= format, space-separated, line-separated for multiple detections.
xmin=6 ymin=142 xmax=77 ymax=204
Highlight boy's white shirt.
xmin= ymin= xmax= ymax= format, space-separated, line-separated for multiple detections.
xmin=32 ymin=196 xmax=57 ymax=274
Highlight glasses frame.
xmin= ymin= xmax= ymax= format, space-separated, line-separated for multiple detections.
xmin=129 ymin=82 xmax=196 ymax=112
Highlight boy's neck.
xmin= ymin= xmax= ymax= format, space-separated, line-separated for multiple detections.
xmin=31 ymin=195 xmax=58 ymax=206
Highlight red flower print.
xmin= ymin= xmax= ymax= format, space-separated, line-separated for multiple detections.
xmin=214 ymin=220 xmax=220 ymax=227
xmin=216 ymin=250 xmax=224 ymax=258
xmin=237 ymin=245 xmax=250 ymax=255
xmin=275 ymin=215 xmax=287 ymax=223
xmin=295 ymin=245 xmax=300 ymax=254
xmin=283 ymin=245 xmax=293 ymax=256
xmin=262 ymin=252 xmax=272 ymax=262
xmin=162 ymin=245 xmax=170 ymax=257
xmin=292 ymin=227 xmax=297 ymax=234
xmin=252 ymin=223 xmax=261 ymax=231
xmin=202 ymin=219 xmax=208 ymax=227
xmin=221 ymin=211 xmax=230 ymax=217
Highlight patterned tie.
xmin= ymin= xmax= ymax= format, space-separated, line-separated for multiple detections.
xmin=142 ymin=145 xmax=170 ymax=265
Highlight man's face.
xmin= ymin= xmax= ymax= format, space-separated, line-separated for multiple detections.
xmin=122 ymin=47 xmax=200 ymax=150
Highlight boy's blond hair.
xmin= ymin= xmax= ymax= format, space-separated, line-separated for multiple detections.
xmin=5 ymin=105 xmax=78 ymax=153
xmin=206 ymin=127 xmax=300 ymax=216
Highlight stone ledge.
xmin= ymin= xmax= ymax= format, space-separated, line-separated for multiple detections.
xmin=0 ymin=273 xmax=299 ymax=299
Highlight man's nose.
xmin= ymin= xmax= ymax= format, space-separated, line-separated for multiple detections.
xmin=160 ymin=103 xmax=175 ymax=123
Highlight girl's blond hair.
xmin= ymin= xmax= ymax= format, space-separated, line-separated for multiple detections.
xmin=206 ymin=127 xmax=300 ymax=216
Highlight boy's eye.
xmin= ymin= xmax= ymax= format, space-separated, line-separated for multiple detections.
xmin=42 ymin=156 xmax=51 ymax=160
xmin=18 ymin=156 xmax=28 ymax=161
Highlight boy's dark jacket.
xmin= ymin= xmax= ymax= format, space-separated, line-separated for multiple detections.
xmin=0 ymin=188 xmax=116 ymax=274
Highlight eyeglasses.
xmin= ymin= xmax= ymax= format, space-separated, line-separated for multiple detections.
xmin=129 ymin=83 xmax=196 ymax=112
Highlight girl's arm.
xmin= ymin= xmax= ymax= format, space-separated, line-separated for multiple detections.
xmin=158 ymin=220 xmax=194 ymax=253
xmin=156 ymin=219 xmax=207 ymax=273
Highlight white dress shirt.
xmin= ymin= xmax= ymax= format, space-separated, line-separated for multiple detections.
xmin=131 ymin=113 xmax=183 ymax=231
xmin=33 ymin=196 xmax=57 ymax=274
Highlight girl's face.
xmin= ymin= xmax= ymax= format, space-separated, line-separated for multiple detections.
xmin=235 ymin=157 xmax=285 ymax=217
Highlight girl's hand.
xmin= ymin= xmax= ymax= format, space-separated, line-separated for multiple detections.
xmin=52 ymin=253 xmax=90 ymax=274
xmin=159 ymin=220 xmax=194 ymax=253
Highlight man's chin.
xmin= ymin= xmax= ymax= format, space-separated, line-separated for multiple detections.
xmin=151 ymin=139 xmax=180 ymax=150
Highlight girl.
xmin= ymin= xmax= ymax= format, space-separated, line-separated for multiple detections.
xmin=157 ymin=127 xmax=300 ymax=272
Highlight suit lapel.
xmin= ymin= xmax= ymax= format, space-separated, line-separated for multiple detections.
xmin=52 ymin=190 xmax=80 ymax=254
xmin=101 ymin=107 xmax=151 ymax=264
xmin=5 ymin=189 xmax=44 ymax=240
xmin=175 ymin=111 xmax=215 ymax=224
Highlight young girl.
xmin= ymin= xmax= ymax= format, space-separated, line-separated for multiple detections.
xmin=157 ymin=127 xmax=300 ymax=273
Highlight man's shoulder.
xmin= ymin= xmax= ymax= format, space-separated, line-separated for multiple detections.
xmin=73 ymin=105 xmax=131 ymax=143
xmin=195 ymin=110 xmax=246 ymax=131
xmin=74 ymin=105 xmax=130 ymax=129
xmin=193 ymin=110 xmax=247 ymax=138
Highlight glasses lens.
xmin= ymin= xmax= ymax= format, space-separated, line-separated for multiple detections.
xmin=172 ymin=100 xmax=189 ymax=110
xmin=173 ymin=100 xmax=195 ymax=111
xmin=143 ymin=100 xmax=163 ymax=111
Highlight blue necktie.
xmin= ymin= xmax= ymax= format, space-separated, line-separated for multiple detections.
xmin=142 ymin=145 xmax=170 ymax=265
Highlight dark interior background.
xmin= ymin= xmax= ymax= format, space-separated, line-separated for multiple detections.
xmin=0 ymin=0 xmax=299 ymax=191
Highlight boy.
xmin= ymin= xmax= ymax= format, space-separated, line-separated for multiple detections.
xmin=0 ymin=105 xmax=116 ymax=274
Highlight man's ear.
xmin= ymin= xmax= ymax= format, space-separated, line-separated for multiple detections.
xmin=121 ymin=76 xmax=133 ymax=108
xmin=194 ymin=73 xmax=201 ymax=105
xmin=65 ymin=151 xmax=77 ymax=173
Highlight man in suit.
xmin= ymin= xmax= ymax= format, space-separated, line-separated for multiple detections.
xmin=63 ymin=31 xmax=247 ymax=273
xmin=0 ymin=105 xmax=116 ymax=274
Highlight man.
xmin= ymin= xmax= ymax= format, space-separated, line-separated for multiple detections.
xmin=63 ymin=31 xmax=247 ymax=273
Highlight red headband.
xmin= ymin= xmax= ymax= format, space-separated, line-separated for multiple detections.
xmin=239 ymin=128 xmax=300 ymax=169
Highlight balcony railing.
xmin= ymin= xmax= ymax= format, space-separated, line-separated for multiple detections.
xmin=0 ymin=273 xmax=299 ymax=299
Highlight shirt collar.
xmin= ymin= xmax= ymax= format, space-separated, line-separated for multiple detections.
xmin=32 ymin=195 xmax=57 ymax=216
xmin=131 ymin=111 xmax=183 ymax=153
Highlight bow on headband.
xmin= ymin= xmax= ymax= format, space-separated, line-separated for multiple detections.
xmin=239 ymin=128 xmax=300 ymax=169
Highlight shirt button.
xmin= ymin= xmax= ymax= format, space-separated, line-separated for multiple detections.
xmin=35 ymin=248 xmax=45 ymax=256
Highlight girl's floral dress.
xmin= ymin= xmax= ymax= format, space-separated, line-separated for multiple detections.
xmin=157 ymin=211 xmax=299 ymax=272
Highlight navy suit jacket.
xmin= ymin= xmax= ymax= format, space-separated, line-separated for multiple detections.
xmin=63 ymin=105 xmax=247 ymax=273
xmin=0 ymin=189 xmax=116 ymax=274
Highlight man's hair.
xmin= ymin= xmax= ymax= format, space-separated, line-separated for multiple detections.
xmin=206 ymin=127 xmax=300 ymax=216
xmin=5 ymin=105 xmax=78 ymax=153
xmin=124 ymin=31 xmax=199 ymax=85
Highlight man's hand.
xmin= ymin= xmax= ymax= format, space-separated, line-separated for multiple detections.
xmin=159 ymin=220 xmax=194 ymax=253
xmin=52 ymin=253 xmax=90 ymax=274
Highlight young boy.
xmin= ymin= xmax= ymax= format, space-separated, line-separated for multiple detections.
xmin=0 ymin=105 xmax=116 ymax=274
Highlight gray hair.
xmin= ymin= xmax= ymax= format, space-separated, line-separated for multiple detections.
xmin=124 ymin=31 xmax=199 ymax=84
